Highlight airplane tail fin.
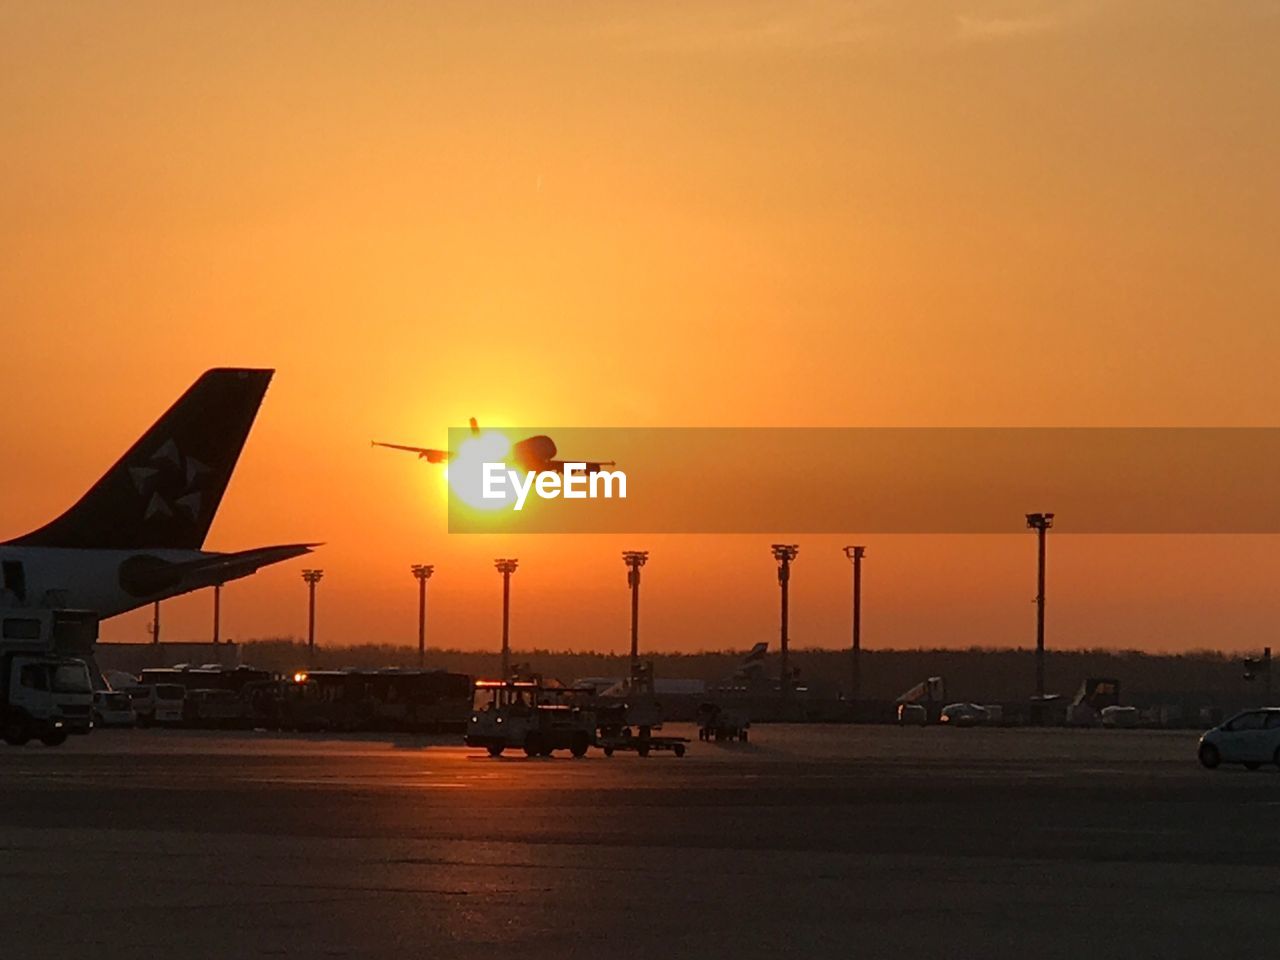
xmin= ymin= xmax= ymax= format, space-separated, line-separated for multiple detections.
xmin=8 ymin=368 xmax=274 ymax=550
xmin=731 ymin=642 xmax=769 ymax=680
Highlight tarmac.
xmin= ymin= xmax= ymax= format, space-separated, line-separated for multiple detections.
xmin=3 ymin=724 xmax=1279 ymax=959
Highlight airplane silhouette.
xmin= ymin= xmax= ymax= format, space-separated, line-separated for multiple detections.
xmin=373 ymin=419 xmax=615 ymax=474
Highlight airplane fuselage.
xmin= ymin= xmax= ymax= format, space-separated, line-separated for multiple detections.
xmin=0 ymin=545 xmax=216 ymax=617
xmin=0 ymin=541 xmax=314 ymax=619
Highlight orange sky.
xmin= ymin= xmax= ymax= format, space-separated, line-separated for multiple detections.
xmin=2 ymin=1 xmax=1278 ymax=653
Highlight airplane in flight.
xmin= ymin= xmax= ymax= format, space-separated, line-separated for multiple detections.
xmin=0 ymin=368 xmax=316 ymax=618
xmin=373 ymin=419 xmax=616 ymax=474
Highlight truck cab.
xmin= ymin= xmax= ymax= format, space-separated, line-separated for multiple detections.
xmin=1 ymin=608 xmax=99 ymax=746
xmin=2 ymin=653 xmax=94 ymax=745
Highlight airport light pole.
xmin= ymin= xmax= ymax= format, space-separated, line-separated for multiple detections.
xmin=771 ymin=544 xmax=799 ymax=700
xmin=495 ymin=559 xmax=518 ymax=679
xmin=150 ymin=600 xmax=161 ymax=645
xmin=410 ymin=564 xmax=434 ymax=669
xmin=1026 ymin=513 xmax=1054 ymax=705
xmin=212 ymin=583 xmax=222 ymax=644
xmin=301 ymin=569 xmax=324 ymax=665
xmin=843 ymin=545 xmax=866 ymax=700
xmin=622 ymin=551 xmax=649 ymax=681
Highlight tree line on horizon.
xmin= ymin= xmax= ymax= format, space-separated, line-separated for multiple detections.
xmin=237 ymin=637 xmax=1262 ymax=706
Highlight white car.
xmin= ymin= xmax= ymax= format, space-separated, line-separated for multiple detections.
xmin=1198 ymin=708 xmax=1280 ymax=770
xmin=92 ymin=690 xmax=136 ymax=728
xmin=940 ymin=702 xmax=989 ymax=727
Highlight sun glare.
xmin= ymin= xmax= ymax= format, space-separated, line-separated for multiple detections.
xmin=447 ymin=430 xmax=514 ymax=509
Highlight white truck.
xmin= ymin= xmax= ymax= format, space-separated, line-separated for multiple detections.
xmin=1 ymin=609 xmax=97 ymax=747
xmin=466 ymin=680 xmax=597 ymax=758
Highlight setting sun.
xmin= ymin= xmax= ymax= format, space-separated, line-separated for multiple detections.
xmin=446 ymin=429 xmax=513 ymax=510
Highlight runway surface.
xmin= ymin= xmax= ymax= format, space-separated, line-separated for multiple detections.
xmin=3 ymin=724 xmax=1278 ymax=959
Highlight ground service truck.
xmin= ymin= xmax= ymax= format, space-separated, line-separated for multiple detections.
xmin=1 ymin=609 xmax=97 ymax=746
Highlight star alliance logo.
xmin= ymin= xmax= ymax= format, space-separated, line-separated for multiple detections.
xmin=128 ymin=438 xmax=210 ymax=522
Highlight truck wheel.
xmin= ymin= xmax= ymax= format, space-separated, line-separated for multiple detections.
xmin=570 ymin=733 xmax=590 ymax=758
xmin=637 ymin=742 xmax=651 ymax=757
xmin=3 ymin=716 xmax=31 ymax=746
xmin=40 ymin=730 xmax=67 ymax=747
xmin=486 ymin=744 xmax=504 ymax=758
xmin=603 ymin=746 xmax=615 ymax=757
xmin=523 ymin=733 xmax=543 ymax=758
xmin=674 ymin=743 xmax=686 ymax=757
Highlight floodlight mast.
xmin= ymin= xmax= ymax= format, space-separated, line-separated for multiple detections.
xmin=494 ymin=559 xmax=519 ymax=679
xmin=843 ymin=546 xmax=866 ymax=700
xmin=301 ymin=568 xmax=325 ymax=665
xmin=771 ymin=544 xmax=800 ymax=701
xmin=1025 ymin=513 xmax=1054 ymax=708
xmin=622 ymin=551 xmax=649 ymax=681
xmin=410 ymin=564 xmax=435 ymax=669
xmin=212 ymin=582 xmax=223 ymax=644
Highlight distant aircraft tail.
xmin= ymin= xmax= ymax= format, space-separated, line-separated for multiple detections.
xmin=732 ymin=642 xmax=769 ymax=679
xmin=7 ymin=368 xmax=273 ymax=550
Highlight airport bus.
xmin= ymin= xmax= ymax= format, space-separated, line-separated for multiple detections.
xmin=364 ymin=669 xmax=472 ymax=732
xmin=283 ymin=669 xmax=472 ymax=733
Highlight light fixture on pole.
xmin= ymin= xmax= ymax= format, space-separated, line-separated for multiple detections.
xmin=771 ymin=544 xmax=799 ymax=699
xmin=843 ymin=545 xmax=866 ymax=701
xmin=301 ymin=568 xmax=325 ymax=665
xmin=412 ymin=563 xmax=437 ymax=670
xmin=1025 ymin=513 xmax=1054 ymax=707
xmin=494 ymin=559 xmax=519 ymax=679
xmin=410 ymin=564 xmax=434 ymax=669
xmin=622 ymin=550 xmax=649 ymax=681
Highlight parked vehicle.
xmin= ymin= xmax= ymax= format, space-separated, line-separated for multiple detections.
xmin=940 ymin=702 xmax=989 ymax=727
xmin=1 ymin=609 xmax=97 ymax=747
xmin=1198 ymin=708 xmax=1280 ymax=770
xmin=364 ymin=669 xmax=473 ymax=732
xmin=92 ymin=690 xmax=136 ymax=727
xmin=282 ymin=671 xmax=374 ymax=731
xmin=1100 ymin=705 xmax=1139 ymax=728
xmin=123 ymin=684 xmax=156 ymax=724
xmin=148 ymin=684 xmax=187 ymax=725
xmin=897 ymin=703 xmax=928 ymax=726
xmin=184 ymin=688 xmax=248 ymax=728
xmin=466 ymin=680 xmax=596 ymax=757
xmin=696 ymin=701 xmax=750 ymax=742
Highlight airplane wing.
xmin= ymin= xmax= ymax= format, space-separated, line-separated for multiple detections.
xmin=371 ymin=442 xmax=453 ymax=463
xmin=118 ymin=543 xmax=319 ymax=597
